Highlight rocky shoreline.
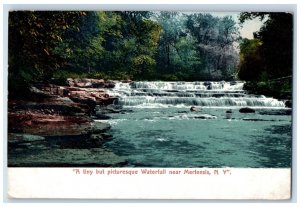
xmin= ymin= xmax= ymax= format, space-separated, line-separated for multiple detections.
xmin=8 ymin=78 xmax=128 ymax=167
xmin=8 ymin=79 xmax=292 ymax=167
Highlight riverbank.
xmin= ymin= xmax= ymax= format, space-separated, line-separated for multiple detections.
xmin=243 ymin=77 xmax=292 ymax=107
xmin=8 ymin=79 xmax=127 ymax=167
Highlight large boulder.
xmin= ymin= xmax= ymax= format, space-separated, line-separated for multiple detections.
xmin=204 ymin=81 xmax=212 ymax=90
xmin=73 ymin=78 xmax=93 ymax=88
xmin=36 ymin=82 xmax=118 ymax=108
xmin=285 ymin=100 xmax=292 ymax=108
xmin=190 ymin=106 xmax=200 ymax=112
xmin=66 ymin=78 xmax=75 ymax=87
xmin=239 ymin=107 xmax=255 ymax=113
xmin=67 ymin=78 xmax=115 ymax=88
xmin=67 ymin=88 xmax=117 ymax=106
xmin=89 ymin=79 xmax=105 ymax=88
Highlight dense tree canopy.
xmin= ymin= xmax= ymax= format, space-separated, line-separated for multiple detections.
xmin=9 ymin=11 xmax=293 ymax=98
xmin=9 ymin=11 xmax=87 ymax=76
xmin=8 ymin=11 xmax=85 ymax=96
xmin=8 ymin=11 xmax=241 ymax=90
xmin=237 ymin=12 xmax=293 ymax=81
xmin=186 ymin=13 xmax=240 ymax=79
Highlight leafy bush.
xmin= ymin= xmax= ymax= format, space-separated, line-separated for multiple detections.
xmin=160 ymin=74 xmax=179 ymax=81
xmin=86 ymin=71 xmax=109 ymax=80
xmin=51 ymin=70 xmax=83 ymax=85
xmin=243 ymin=78 xmax=292 ymax=99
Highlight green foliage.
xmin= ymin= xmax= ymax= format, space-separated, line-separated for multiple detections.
xmin=238 ymin=12 xmax=269 ymax=24
xmin=86 ymin=71 xmax=109 ymax=80
xmin=186 ymin=13 xmax=239 ymax=80
xmin=243 ymin=77 xmax=292 ymax=99
xmin=160 ymin=74 xmax=179 ymax=81
xmin=239 ymin=38 xmax=262 ymax=56
xmin=237 ymin=38 xmax=264 ymax=81
xmin=12 ymin=11 xmax=280 ymax=96
xmin=97 ymin=11 xmax=161 ymax=79
xmin=155 ymin=12 xmax=202 ymax=77
xmin=9 ymin=11 xmax=84 ymax=75
xmin=8 ymin=11 xmax=85 ymax=97
xmin=238 ymin=12 xmax=293 ymax=81
xmin=110 ymin=71 xmax=132 ymax=81
xmin=51 ymin=70 xmax=83 ymax=85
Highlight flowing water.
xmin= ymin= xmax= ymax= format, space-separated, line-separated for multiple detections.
xmin=104 ymin=81 xmax=292 ymax=168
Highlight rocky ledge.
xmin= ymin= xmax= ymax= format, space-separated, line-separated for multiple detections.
xmin=39 ymin=83 xmax=118 ymax=107
xmin=8 ymin=80 xmax=126 ymax=167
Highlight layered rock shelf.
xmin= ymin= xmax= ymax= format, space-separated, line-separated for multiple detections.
xmin=8 ymin=79 xmax=127 ymax=167
xmin=8 ymin=79 xmax=291 ymax=167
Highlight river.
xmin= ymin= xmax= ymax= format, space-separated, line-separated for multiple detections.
xmin=103 ymin=81 xmax=292 ymax=168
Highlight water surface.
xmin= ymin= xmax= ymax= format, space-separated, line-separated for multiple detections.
xmin=104 ymin=81 xmax=292 ymax=167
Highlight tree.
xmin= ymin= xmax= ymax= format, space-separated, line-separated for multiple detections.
xmin=100 ymin=11 xmax=161 ymax=79
xmin=238 ymin=12 xmax=293 ymax=80
xmin=54 ymin=12 xmax=104 ymax=73
xmin=186 ymin=13 xmax=239 ymax=80
xmin=8 ymin=11 xmax=84 ymax=96
xmin=154 ymin=12 xmax=201 ymax=80
xmin=9 ymin=11 xmax=245 ymax=90
xmin=237 ymin=38 xmax=264 ymax=80
xmin=155 ymin=12 xmax=183 ymax=70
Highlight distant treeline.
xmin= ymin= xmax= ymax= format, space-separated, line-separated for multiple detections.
xmin=8 ymin=11 xmax=239 ymax=91
xmin=8 ymin=11 xmax=293 ymax=97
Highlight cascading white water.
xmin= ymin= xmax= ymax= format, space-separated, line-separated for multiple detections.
xmin=108 ymin=81 xmax=285 ymax=107
xmin=104 ymin=81 xmax=292 ymax=168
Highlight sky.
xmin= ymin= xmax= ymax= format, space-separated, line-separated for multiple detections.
xmin=209 ymin=12 xmax=265 ymax=39
xmin=177 ymin=11 xmax=265 ymax=39
xmin=239 ymin=17 xmax=265 ymax=39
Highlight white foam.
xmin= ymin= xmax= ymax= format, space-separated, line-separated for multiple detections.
xmin=96 ymin=119 xmax=127 ymax=125
xmin=108 ymin=81 xmax=285 ymax=108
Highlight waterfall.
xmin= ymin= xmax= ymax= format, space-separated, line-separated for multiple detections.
xmin=108 ymin=81 xmax=285 ymax=108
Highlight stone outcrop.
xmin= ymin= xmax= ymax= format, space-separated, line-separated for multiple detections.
xmin=8 ymin=78 xmax=126 ymax=167
xmin=8 ymin=110 xmax=110 ymax=137
xmin=285 ymin=100 xmax=292 ymax=108
xmin=67 ymin=78 xmax=115 ymax=88
xmin=39 ymin=84 xmax=117 ymax=107
xmin=190 ymin=106 xmax=199 ymax=112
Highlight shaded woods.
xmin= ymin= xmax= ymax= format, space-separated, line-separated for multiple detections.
xmin=238 ymin=12 xmax=293 ymax=99
xmin=8 ymin=11 xmax=293 ymax=99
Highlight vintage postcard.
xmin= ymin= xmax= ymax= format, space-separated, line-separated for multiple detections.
xmin=6 ymin=7 xmax=293 ymax=199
